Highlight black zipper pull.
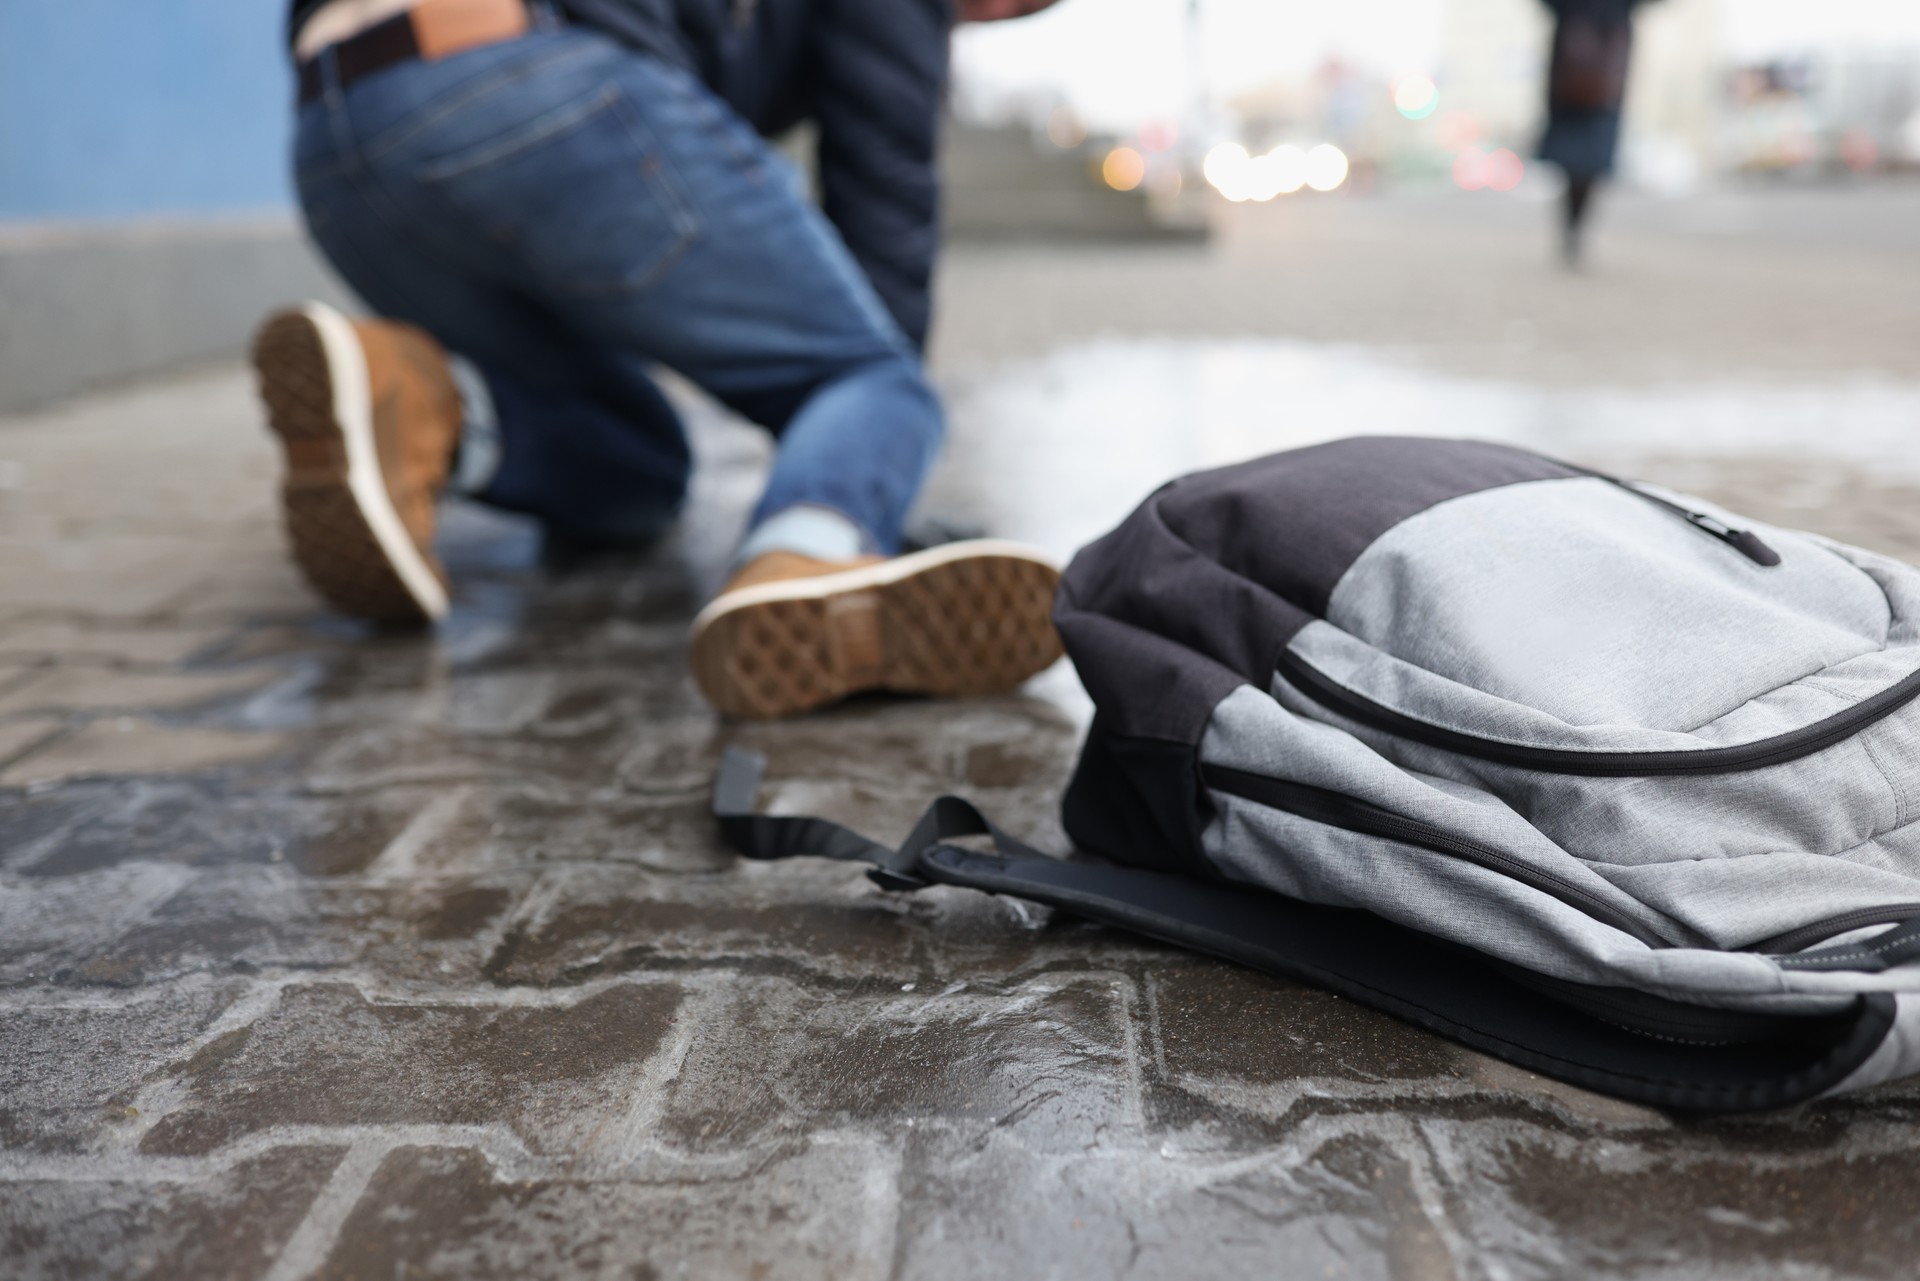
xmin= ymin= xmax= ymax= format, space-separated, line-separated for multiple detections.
xmin=1683 ymin=511 xmax=1783 ymax=567
xmin=1584 ymin=470 xmax=1783 ymax=568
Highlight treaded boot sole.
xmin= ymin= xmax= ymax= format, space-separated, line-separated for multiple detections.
xmin=689 ymin=543 xmax=1066 ymax=720
xmin=252 ymin=307 xmax=448 ymax=624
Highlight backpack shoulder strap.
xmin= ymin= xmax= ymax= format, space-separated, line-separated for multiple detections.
xmin=715 ymin=747 xmax=1042 ymax=892
xmin=711 ymin=748 xmax=1897 ymax=1113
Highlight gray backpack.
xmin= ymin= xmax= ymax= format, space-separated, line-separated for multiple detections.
xmin=719 ymin=438 xmax=1920 ymax=1111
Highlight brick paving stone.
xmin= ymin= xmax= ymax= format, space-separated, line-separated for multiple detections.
xmin=0 ymin=716 xmax=65 ymax=771
xmin=312 ymin=1140 xmax=897 ymax=1281
xmin=0 ymin=668 xmax=272 ymax=717
xmin=0 ymin=864 xmax=198 ymax=990
xmin=885 ymin=1124 xmax=1457 ymax=1281
xmin=442 ymin=615 xmax=693 ymax=676
xmin=0 ymin=721 xmax=288 ymax=789
xmin=3 ymin=865 xmax=531 ymax=992
xmin=6 ymin=778 xmax=436 ymax=879
xmin=301 ymin=711 xmax=658 ymax=796
xmin=1148 ymin=964 xmax=1472 ymax=1099
xmin=0 ymin=538 xmax=208 ymax=620
xmin=477 ymin=856 xmax=1141 ymax=989
xmin=138 ymin=982 xmax=685 ymax=1159
xmin=0 ymin=977 xmax=249 ymax=1153
xmin=727 ymin=697 xmax=1079 ymax=794
xmin=0 ymin=782 xmax=91 ymax=870
xmin=0 ymin=622 xmax=232 ymax=667
xmin=164 ymin=557 xmax=334 ymax=623
xmin=1421 ymin=1116 xmax=1920 ymax=1279
xmin=265 ymin=665 xmax=606 ymax=739
xmin=483 ymin=862 xmax=921 ymax=987
xmin=0 ymin=1146 xmax=347 ymax=1281
xmin=341 ymin=876 xmax=537 ymax=983
xmin=658 ymin=973 xmax=1136 ymax=1156
xmin=28 ymin=867 xmax=361 ymax=988
xmin=371 ymin=786 xmax=731 ymax=879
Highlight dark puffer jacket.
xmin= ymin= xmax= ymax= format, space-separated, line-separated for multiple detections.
xmin=288 ymin=0 xmax=951 ymax=349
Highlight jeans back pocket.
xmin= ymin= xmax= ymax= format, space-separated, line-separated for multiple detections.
xmin=415 ymin=84 xmax=701 ymax=297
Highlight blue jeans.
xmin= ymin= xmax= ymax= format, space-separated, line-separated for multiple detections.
xmin=293 ymin=23 xmax=944 ymax=553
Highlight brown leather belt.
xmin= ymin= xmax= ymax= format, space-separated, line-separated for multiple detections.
xmin=297 ymin=0 xmax=537 ymax=104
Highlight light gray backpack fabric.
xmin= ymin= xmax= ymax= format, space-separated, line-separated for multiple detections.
xmin=721 ymin=438 xmax=1920 ymax=1111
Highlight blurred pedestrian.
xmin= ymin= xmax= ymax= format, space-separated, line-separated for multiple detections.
xmin=1537 ymin=0 xmax=1644 ymax=267
xmin=254 ymin=0 xmax=1064 ymax=719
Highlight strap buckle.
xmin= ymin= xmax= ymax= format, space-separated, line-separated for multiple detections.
xmin=713 ymin=748 xmax=1047 ymax=892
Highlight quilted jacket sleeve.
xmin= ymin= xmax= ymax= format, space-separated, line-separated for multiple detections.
xmin=807 ymin=0 xmax=952 ymax=350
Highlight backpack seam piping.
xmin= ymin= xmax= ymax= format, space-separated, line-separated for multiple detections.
xmin=1311 ymin=482 xmax=1910 ymax=742
xmin=1561 ymin=801 xmax=1920 ymax=868
xmin=1291 ymin=626 xmax=1920 ymax=756
xmin=1859 ymin=732 xmax=1913 ymax=831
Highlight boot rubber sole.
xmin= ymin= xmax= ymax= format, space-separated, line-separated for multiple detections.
xmin=690 ymin=541 xmax=1065 ymax=720
xmin=253 ymin=304 xmax=449 ymax=624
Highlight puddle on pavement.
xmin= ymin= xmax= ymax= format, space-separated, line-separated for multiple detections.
xmin=206 ymin=338 xmax=1920 ymax=738
xmin=929 ymin=338 xmax=1920 ymax=561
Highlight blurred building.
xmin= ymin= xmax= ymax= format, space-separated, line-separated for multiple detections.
xmin=1434 ymin=0 xmax=1549 ymax=155
xmin=1433 ymin=0 xmax=1920 ymax=188
xmin=1722 ymin=49 xmax=1920 ymax=175
xmin=1618 ymin=0 xmax=1722 ymax=188
xmin=941 ymin=119 xmax=1207 ymax=241
xmin=1228 ymin=62 xmax=1393 ymax=153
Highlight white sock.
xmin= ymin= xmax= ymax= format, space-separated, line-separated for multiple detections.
xmin=447 ymin=354 xmax=501 ymax=496
xmin=735 ymin=505 xmax=869 ymax=568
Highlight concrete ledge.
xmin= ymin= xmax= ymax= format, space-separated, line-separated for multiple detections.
xmin=943 ymin=123 xmax=1212 ymax=243
xmin=0 ymin=217 xmax=351 ymax=414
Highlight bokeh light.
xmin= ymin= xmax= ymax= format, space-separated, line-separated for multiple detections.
xmin=1435 ymin=111 xmax=1483 ymax=153
xmin=1840 ymin=128 xmax=1879 ymax=172
xmin=1046 ymin=107 xmax=1086 ymax=150
xmin=1453 ymin=148 xmax=1487 ymax=192
xmin=1139 ymin=120 xmax=1179 ymax=154
xmin=1393 ymin=75 xmax=1438 ymax=121
xmin=1203 ymin=142 xmax=1252 ymax=201
xmin=1453 ymin=146 xmax=1523 ymax=194
xmin=1244 ymin=153 xmax=1284 ymax=202
xmin=1204 ymin=142 xmax=1343 ymax=201
xmin=1102 ymin=146 xmax=1147 ymax=192
xmin=1305 ymin=144 xmax=1349 ymax=192
xmin=1267 ymin=145 xmax=1307 ymax=197
xmin=1485 ymin=147 xmax=1524 ymax=192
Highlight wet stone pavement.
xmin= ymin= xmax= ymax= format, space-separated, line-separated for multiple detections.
xmin=6 ymin=194 xmax=1920 ymax=1280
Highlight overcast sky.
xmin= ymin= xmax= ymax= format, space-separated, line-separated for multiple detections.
xmin=955 ymin=0 xmax=1920 ymax=129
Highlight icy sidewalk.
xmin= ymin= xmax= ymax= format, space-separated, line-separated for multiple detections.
xmin=7 ymin=197 xmax=1920 ymax=1278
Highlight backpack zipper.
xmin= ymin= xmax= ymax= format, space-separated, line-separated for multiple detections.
xmin=1276 ymin=648 xmax=1920 ymax=777
xmin=1753 ymin=904 xmax=1920 ymax=955
xmin=1201 ymin=762 xmax=1672 ymax=947
xmin=1566 ymin=466 xmax=1774 ymax=564
xmin=1581 ymin=470 xmax=1782 ymax=567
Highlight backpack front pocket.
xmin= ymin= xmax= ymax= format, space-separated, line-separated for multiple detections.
xmin=1277 ymin=642 xmax=1920 ymax=777
xmin=1292 ymin=476 xmax=1920 ymax=775
xmin=1202 ymin=762 xmax=1671 ymax=943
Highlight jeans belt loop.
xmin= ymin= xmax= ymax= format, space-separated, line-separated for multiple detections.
xmin=318 ymin=44 xmax=344 ymax=105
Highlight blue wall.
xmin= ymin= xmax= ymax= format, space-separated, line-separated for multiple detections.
xmin=0 ymin=1 xmax=297 ymax=221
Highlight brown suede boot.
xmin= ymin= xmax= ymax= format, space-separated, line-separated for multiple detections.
xmin=689 ymin=541 xmax=1066 ymax=720
xmin=252 ymin=302 xmax=461 ymax=623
